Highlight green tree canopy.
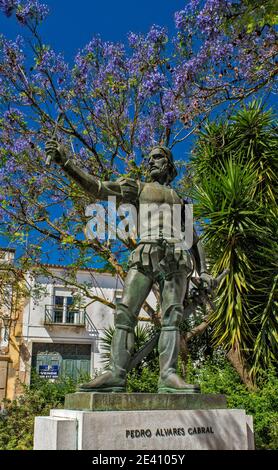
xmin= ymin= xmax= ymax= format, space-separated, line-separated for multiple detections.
xmin=189 ymin=101 xmax=277 ymax=380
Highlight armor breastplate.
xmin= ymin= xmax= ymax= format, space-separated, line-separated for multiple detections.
xmin=138 ymin=182 xmax=183 ymax=242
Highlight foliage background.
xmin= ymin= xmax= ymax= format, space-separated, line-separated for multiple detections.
xmin=0 ymin=359 xmax=277 ymax=450
xmin=0 ymin=0 xmax=277 ymax=451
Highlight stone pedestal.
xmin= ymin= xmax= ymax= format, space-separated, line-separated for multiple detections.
xmin=33 ymin=393 xmax=255 ymax=450
xmin=65 ymin=391 xmax=227 ymax=411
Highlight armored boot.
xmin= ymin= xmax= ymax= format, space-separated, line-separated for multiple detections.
xmin=157 ymin=327 xmax=200 ymax=394
xmin=79 ymin=326 xmax=134 ymax=392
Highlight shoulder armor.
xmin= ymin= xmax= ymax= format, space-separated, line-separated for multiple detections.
xmin=116 ymin=177 xmax=140 ymax=203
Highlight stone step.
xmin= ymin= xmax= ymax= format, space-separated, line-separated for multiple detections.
xmin=64 ymin=392 xmax=227 ymax=411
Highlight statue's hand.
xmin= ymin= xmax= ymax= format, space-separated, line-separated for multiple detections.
xmin=199 ymin=272 xmax=217 ymax=291
xmin=45 ymin=138 xmax=67 ymax=165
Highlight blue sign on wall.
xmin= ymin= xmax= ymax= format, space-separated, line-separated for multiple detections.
xmin=39 ymin=365 xmax=59 ymax=379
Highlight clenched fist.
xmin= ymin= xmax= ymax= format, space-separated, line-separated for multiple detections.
xmin=199 ymin=272 xmax=217 ymax=291
xmin=45 ymin=138 xmax=67 ymax=165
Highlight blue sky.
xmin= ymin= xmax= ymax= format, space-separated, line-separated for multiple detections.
xmin=1 ymin=0 xmax=186 ymax=53
xmin=0 ymin=0 xmax=194 ymax=161
xmin=0 ymin=1 xmax=276 ymax=264
xmin=0 ymin=1 xmax=191 ymax=263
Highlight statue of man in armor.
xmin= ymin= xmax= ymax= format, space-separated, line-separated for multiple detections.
xmin=46 ymin=139 xmax=214 ymax=393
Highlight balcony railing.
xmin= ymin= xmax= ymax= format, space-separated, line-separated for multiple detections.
xmin=44 ymin=305 xmax=99 ymax=338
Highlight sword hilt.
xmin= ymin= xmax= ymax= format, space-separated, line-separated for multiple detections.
xmin=189 ymin=268 xmax=229 ymax=306
xmin=191 ymin=268 xmax=229 ymax=289
xmin=214 ymin=268 xmax=230 ymax=285
xmin=45 ymin=154 xmax=52 ymax=166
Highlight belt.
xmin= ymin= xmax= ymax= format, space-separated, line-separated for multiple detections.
xmin=139 ymin=238 xmax=183 ymax=245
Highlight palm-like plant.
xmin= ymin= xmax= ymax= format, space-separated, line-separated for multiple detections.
xmin=99 ymin=323 xmax=159 ymax=371
xmin=190 ymin=100 xmax=278 ymax=382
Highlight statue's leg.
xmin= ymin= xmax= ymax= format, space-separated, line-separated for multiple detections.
xmin=79 ymin=267 xmax=153 ymax=392
xmin=158 ymin=272 xmax=200 ymax=394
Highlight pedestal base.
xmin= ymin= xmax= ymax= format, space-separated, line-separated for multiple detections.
xmin=33 ymin=393 xmax=254 ymax=450
xmin=34 ymin=408 xmax=254 ymax=450
xmin=64 ymin=391 xmax=227 ymax=411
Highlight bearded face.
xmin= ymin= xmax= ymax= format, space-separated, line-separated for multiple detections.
xmin=148 ymin=149 xmax=171 ymax=184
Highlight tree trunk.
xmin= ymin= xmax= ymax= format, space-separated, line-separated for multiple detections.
xmin=180 ymin=314 xmax=255 ymax=389
xmin=227 ymin=346 xmax=255 ymax=390
xmin=185 ymin=315 xmax=210 ymax=341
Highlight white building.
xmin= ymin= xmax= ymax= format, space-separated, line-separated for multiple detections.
xmin=21 ymin=264 xmax=124 ymax=384
xmin=20 ymin=263 xmax=156 ymax=386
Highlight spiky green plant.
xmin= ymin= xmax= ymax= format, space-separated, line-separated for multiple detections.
xmin=99 ymin=323 xmax=159 ymax=370
xmin=189 ymin=100 xmax=278 ymax=380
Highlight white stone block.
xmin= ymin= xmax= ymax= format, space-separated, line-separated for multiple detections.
xmin=34 ymin=416 xmax=77 ymax=450
xmin=48 ymin=408 xmax=250 ymax=450
xmin=246 ymin=415 xmax=255 ymax=450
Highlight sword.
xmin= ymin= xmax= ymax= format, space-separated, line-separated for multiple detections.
xmin=46 ymin=112 xmax=64 ymax=166
xmin=127 ymin=269 xmax=229 ymax=371
xmin=128 ymin=331 xmax=160 ymax=371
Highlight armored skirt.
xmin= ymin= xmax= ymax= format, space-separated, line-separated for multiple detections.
xmin=128 ymin=241 xmax=194 ymax=282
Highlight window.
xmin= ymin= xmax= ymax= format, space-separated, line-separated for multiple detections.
xmin=53 ymin=296 xmax=64 ymax=323
xmin=53 ymin=293 xmax=82 ymax=324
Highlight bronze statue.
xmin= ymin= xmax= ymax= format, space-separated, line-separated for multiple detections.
xmin=46 ymin=139 xmax=215 ymax=393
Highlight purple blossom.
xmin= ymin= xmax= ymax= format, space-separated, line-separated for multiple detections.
xmin=127 ymin=25 xmax=167 ymax=78
xmin=36 ymin=48 xmax=68 ymax=77
xmin=175 ymin=1 xmax=200 ymax=30
xmin=74 ymin=37 xmax=127 ymax=98
xmin=34 ymin=173 xmax=46 ymax=186
xmin=205 ymin=38 xmax=233 ymax=62
xmin=93 ymin=100 xmax=105 ymax=119
xmin=173 ymin=61 xmax=195 ymax=89
xmin=75 ymin=52 xmax=89 ymax=77
xmin=79 ymin=147 xmax=88 ymax=159
xmin=103 ymin=41 xmax=125 ymax=59
xmin=161 ymin=110 xmax=178 ymax=128
xmin=0 ymin=0 xmax=276 ymax=188
xmin=135 ymin=104 xmax=163 ymax=148
xmin=197 ymin=0 xmax=231 ymax=36
xmin=174 ymin=9 xmax=187 ymax=30
xmin=136 ymin=122 xmax=151 ymax=147
xmin=32 ymin=72 xmax=51 ymax=89
xmin=0 ymin=0 xmax=19 ymax=17
xmin=128 ymin=27 xmax=166 ymax=50
xmin=0 ymin=35 xmax=25 ymax=68
xmin=16 ymin=0 xmax=49 ymax=24
xmin=0 ymin=76 xmax=5 ymax=95
xmin=140 ymin=70 xmax=165 ymax=98
xmin=7 ymin=136 xmax=30 ymax=154
xmin=4 ymin=157 xmax=17 ymax=172
xmin=146 ymin=25 xmax=167 ymax=44
xmin=128 ymin=32 xmax=139 ymax=48
xmin=4 ymin=107 xmax=24 ymax=123
xmin=0 ymin=0 xmax=49 ymax=23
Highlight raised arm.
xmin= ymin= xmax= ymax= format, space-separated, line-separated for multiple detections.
xmin=46 ymin=139 xmax=102 ymax=197
xmin=45 ymin=139 xmax=139 ymax=202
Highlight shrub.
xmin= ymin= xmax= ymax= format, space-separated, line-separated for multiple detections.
xmin=188 ymin=355 xmax=278 ymax=450
xmin=0 ymin=373 xmax=81 ymax=450
xmin=1 ymin=359 xmax=276 ymax=449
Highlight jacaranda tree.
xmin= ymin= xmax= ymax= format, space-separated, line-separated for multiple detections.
xmin=0 ymin=1 xmax=277 ymax=332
